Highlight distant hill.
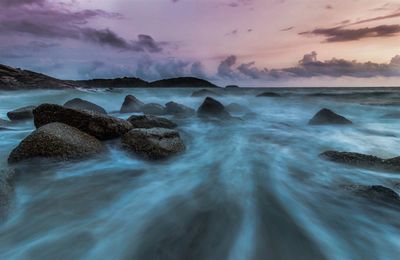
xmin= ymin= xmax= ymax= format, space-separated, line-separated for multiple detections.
xmin=0 ymin=63 xmax=219 ymax=90
xmin=0 ymin=64 xmax=76 ymax=90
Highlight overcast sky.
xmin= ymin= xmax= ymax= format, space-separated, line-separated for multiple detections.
xmin=1 ymin=0 xmax=400 ymax=86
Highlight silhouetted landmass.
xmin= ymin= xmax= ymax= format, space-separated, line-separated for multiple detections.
xmin=0 ymin=63 xmax=219 ymax=90
xmin=0 ymin=64 xmax=76 ymax=90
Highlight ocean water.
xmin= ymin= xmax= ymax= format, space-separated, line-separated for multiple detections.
xmin=1 ymin=87 xmax=400 ymax=259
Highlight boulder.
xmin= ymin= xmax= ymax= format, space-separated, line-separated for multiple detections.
xmin=320 ymin=151 xmax=400 ymax=172
xmin=165 ymin=102 xmax=195 ymax=116
xmin=197 ymin=97 xmax=231 ymax=119
xmin=122 ymin=128 xmax=185 ymax=159
xmin=142 ymin=103 xmax=166 ymax=115
xmin=120 ymin=95 xmax=145 ymax=113
xmin=33 ymin=104 xmax=132 ymax=140
xmin=128 ymin=115 xmax=177 ymax=129
xmin=256 ymin=92 xmax=281 ymax=97
xmin=191 ymin=89 xmax=220 ymax=97
xmin=8 ymin=122 xmax=104 ymax=163
xmin=309 ymin=108 xmax=352 ymax=125
xmin=344 ymin=185 xmax=400 ymax=206
xmin=64 ymin=98 xmax=106 ymax=114
xmin=226 ymin=103 xmax=249 ymax=113
xmin=7 ymin=105 xmax=36 ymax=121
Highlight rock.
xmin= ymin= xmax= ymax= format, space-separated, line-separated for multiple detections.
xmin=33 ymin=104 xmax=132 ymax=140
xmin=7 ymin=106 xmax=36 ymax=121
xmin=64 ymin=98 xmax=106 ymax=114
xmin=0 ymin=169 xmax=16 ymax=219
xmin=344 ymin=185 xmax=400 ymax=206
xmin=142 ymin=103 xmax=166 ymax=115
xmin=226 ymin=103 xmax=249 ymax=113
xmin=8 ymin=122 xmax=104 ymax=164
xmin=120 ymin=95 xmax=145 ymax=113
xmin=128 ymin=115 xmax=177 ymax=129
xmin=225 ymin=85 xmax=240 ymax=88
xmin=165 ymin=102 xmax=195 ymax=116
xmin=308 ymin=108 xmax=352 ymax=125
xmin=150 ymin=77 xmax=218 ymax=88
xmin=0 ymin=118 xmax=11 ymax=127
xmin=256 ymin=92 xmax=281 ymax=97
xmin=191 ymin=89 xmax=220 ymax=97
xmin=320 ymin=151 xmax=400 ymax=172
xmin=197 ymin=97 xmax=231 ymax=119
xmin=122 ymin=128 xmax=185 ymax=159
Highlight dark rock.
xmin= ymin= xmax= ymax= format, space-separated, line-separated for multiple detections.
xmin=191 ymin=89 xmax=220 ymax=97
xmin=142 ymin=103 xmax=166 ymax=115
xmin=309 ymin=108 xmax=352 ymax=125
xmin=33 ymin=104 xmax=132 ymax=140
xmin=256 ymin=92 xmax=281 ymax=97
xmin=197 ymin=97 xmax=231 ymax=119
xmin=320 ymin=151 xmax=400 ymax=172
xmin=64 ymin=98 xmax=107 ymax=114
xmin=344 ymin=185 xmax=400 ymax=206
xmin=122 ymin=128 xmax=185 ymax=159
xmin=225 ymin=85 xmax=240 ymax=88
xmin=7 ymin=105 xmax=36 ymax=121
xmin=165 ymin=102 xmax=195 ymax=116
xmin=226 ymin=103 xmax=249 ymax=113
xmin=128 ymin=115 xmax=177 ymax=129
xmin=120 ymin=95 xmax=145 ymax=113
xmin=0 ymin=169 xmax=16 ymax=219
xmin=150 ymin=77 xmax=218 ymax=88
xmin=8 ymin=122 xmax=104 ymax=164
xmin=0 ymin=64 xmax=76 ymax=90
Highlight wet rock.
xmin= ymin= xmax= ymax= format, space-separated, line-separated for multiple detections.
xmin=165 ymin=102 xmax=195 ymax=116
xmin=142 ymin=103 xmax=166 ymax=115
xmin=0 ymin=169 xmax=16 ymax=219
xmin=8 ymin=122 xmax=104 ymax=164
xmin=197 ymin=97 xmax=231 ymax=119
xmin=344 ymin=185 xmax=400 ymax=206
xmin=191 ymin=89 xmax=220 ymax=97
xmin=128 ymin=115 xmax=177 ymax=129
xmin=320 ymin=151 xmax=400 ymax=172
xmin=122 ymin=128 xmax=185 ymax=159
xmin=64 ymin=98 xmax=106 ymax=114
xmin=226 ymin=103 xmax=249 ymax=113
xmin=120 ymin=95 xmax=145 ymax=113
xmin=33 ymin=104 xmax=132 ymax=140
xmin=256 ymin=92 xmax=281 ymax=97
xmin=7 ymin=105 xmax=36 ymax=121
xmin=308 ymin=108 xmax=352 ymax=125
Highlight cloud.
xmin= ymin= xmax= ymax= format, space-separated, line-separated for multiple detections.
xmin=281 ymin=26 xmax=294 ymax=31
xmin=0 ymin=41 xmax=59 ymax=59
xmin=350 ymin=11 xmax=400 ymax=26
xmin=0 ymin=0 xmax=164 ymax=52
xmin=300 ymin=24 xmax=400 ymax=42
xmin=217 ymin=52 xmax=400 ymax=80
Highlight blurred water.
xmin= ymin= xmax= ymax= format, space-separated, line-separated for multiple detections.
xmin=1 ymin=87 xmax=400 ymax=259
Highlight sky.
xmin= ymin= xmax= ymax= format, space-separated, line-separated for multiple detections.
xmin=1 ymin=0 xmax=400 ymax=86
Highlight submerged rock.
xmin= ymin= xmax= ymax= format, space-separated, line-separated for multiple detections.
xmin=191 ymin=89 xmax=220 ymax=97
xmin=344 ymin=185 xmax=400 ymax=206
xmin=33 ymin=104 xmax=132 ymax=140
xmin=256 ymin=92 xmax=281 ymax=97
xmin=226 ymin=103 xmax=249 ymax=113
xmin=0 ymin=169 xmax=16 ymax=219
xmin=142 ymin=103 xmax=166 ymax=115
xmin=308 ymin=108 xmax=352 ymax=125
xmin=120 ymin=95 xmax=145 ymax=113
xmin=165 ymin=102 xmax=195 ymax=116
xmin=64 ymin=98 xmax=106 ymax=114
xmin=8 ymin=122 xmax=104 ymax=164
xmin=320 ymin=151 xmax=400 ymax=172
xmin=128 ymin=115 xmax=177 ymax=129
xmin=122 ymin=128 xmax=185 ymax=159
xmin=197 ymin=97 xmax=231 ymax=119
xmin=7 ymin=106 xmax=36 ymax=121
